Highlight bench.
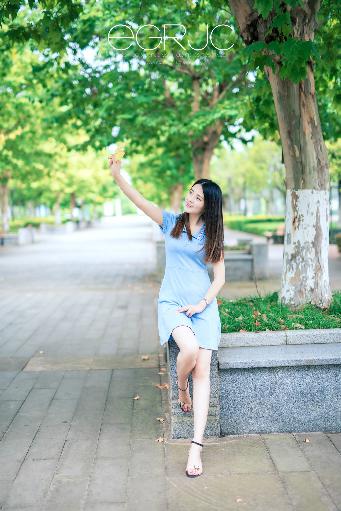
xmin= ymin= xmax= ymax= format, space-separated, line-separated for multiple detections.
xmin=0 ymin=233 xmax=19 ymax=246
xmin=265 ymin=223 xmax=285 ymax=244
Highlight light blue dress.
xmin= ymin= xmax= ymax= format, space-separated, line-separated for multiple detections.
xmin=158 ymin=209 xmax=221 ymax=350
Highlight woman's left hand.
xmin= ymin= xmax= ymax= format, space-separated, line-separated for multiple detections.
xmin=176 ymin=300 xmax=206 ymax=317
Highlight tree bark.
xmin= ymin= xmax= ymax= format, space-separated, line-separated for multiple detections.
xmin=70 ymin=192 xmax=76 ymax=218
xmin=190 ymin=77 xmax=224 ymax=179
xmin=265 ymin=64 xmax=331 ymax=308
xmin=0 ymin=181 xmax=10 ymax=233
xmin=338 ymin=178 xmax=341 ymax=227
xmin=170 ymin=182 xmax=184 ymax=213
xmin=228 ymin=0 xmax=332 ymax=308
xmin=53 ymin=194 xmax=62 ymax=225
xmin=192 ymin=121 xmax=224 ymax=179
xmin=192 ymin=141 xmax=216 ymax=179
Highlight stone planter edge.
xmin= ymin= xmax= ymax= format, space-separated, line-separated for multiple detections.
xmin=220 ymin=328 xmax=341 ymax=347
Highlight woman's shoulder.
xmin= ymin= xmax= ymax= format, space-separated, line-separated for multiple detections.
xmin=159 ymin=209 xmax=180 ymax=234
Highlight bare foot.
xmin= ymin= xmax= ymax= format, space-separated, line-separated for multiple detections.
xmin=186 ymin=442 xmax=203 ymax=476
xmin=177 ymin=379 xmax=192 ymax=412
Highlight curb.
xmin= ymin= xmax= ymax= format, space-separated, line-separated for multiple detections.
xmin=220 ymin=328 xmax=341 ymax=347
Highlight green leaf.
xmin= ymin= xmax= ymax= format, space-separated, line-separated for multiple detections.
xmin=243 ymin=41 xmax=267 ymax=55
xmin=270 ymin=12 xmax=292 ymax=36
xmin=285 ymin=0 xmax=303 ymax=8
xmin=267 ymin=41 xmax=282 ymax=54
xmin=254 ymin=0 xmax=274 ymax=18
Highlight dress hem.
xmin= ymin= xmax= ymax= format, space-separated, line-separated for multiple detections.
xmin=160 ymin=337 xmax=219 ymax=351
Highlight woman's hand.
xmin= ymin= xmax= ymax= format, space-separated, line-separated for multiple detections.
xmin=176 ymin=300 xmax=206 ymax=317
xmin=108 ymin=154 xmax=122 ymax=180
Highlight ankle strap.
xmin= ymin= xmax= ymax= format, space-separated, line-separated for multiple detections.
xmin=177 ymin=379 xmax=188 ymax=391
xmin=191 ymin=440 xmax=203 ymax=447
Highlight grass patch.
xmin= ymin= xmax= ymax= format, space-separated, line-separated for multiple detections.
xmin=218 ymin=290 xmax=341 ymax=333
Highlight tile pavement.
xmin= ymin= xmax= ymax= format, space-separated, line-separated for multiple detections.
xmin=0 ymin=215 xmax=340 ymax=510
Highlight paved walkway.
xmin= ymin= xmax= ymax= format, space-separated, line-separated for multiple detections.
xmin=0 ymin=215 xmax=340 ymax=510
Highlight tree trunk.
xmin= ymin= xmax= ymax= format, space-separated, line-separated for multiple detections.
xmin=190 ymin=77 xmax=223 ymax=179
xmin=53 ymin=194 xmax=62 ymax=225
xmin=192 ymin=146 xmax=214 ymax=179
xmin=170 ymin=182 xmax=184 ymax=213
xmin=0 ymin=181 xmax=10 ymax=233
xmin=266 ymin=65 xmax=331 ymax=308
xmin=192 ymin=123 xmax=224 ymax=179
xmin=243 ymin=182 xmax=248 ymax=216
xmin=226 ymin=194 xmax=233 ymax=214
xmin=26 ymin=201 xmax=35 ymax=217
xmin=70 ymin=192 xmax=76 ymax=218
xmin=338 ymin=178 xmax=341 ymax=227
xmin=228 ymin=0 xmax=331 ymax=308
xmin=264 ymin=193 xmax=273 ymax=215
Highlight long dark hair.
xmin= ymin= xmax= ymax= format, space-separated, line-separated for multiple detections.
xmin=170 ymin=179 xmax=224 ymax=264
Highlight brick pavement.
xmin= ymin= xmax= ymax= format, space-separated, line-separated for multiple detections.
xmin=0 ymin=215 xmax=340 ymax=511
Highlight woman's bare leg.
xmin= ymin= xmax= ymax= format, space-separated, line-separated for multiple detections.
xmin=186 ymin=347 xmax=212 ymax=475
xmin=171 ymin=325 xmax=199 ymax=412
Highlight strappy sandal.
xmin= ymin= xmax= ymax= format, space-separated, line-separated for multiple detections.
xmin=177 ymin=378 xmax=192 ymax=412
xmin=185 ymin=440 xmax=203 ymax=477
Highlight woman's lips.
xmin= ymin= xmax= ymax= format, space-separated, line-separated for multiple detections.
xmin=185 ymin=202 xmax=192 ymax=207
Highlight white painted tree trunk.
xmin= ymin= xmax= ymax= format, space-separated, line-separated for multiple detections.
xmin=280 ymin=189 xmax=332 ymax=308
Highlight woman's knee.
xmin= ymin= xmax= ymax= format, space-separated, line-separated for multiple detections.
xmin=172 ymin=325 xmax=200 ymax=359
xmin=192 ymin=367 xmax=210 ymax=380
xmin=192 ymin=349 xmax=212 ymax=379
xmin=181 ymin=343 xmax=199 ymax=362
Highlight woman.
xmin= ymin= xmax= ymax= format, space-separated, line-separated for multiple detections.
xmin=109 ymin=154 xmax=225 ymax=478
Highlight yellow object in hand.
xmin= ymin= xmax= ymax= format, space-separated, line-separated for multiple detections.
xmin=113 ymin=141 xmax=127 ymax=161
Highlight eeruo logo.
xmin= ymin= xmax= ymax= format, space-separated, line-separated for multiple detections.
xmin=107 ymin=23 xmax=235 ymax=52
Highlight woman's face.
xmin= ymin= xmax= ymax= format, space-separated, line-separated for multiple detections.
xmin=184 ymin=184 xmax=205 ymax=216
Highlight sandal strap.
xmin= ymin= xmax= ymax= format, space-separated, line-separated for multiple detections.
xmin=177 ymin=378 xmax=189 ymax=392
xmin=191 ymin=440 xmax=203 ymax=447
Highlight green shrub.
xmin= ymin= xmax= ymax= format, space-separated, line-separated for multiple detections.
xmin=9 ymin=216 xmax=85 ymax=232
xmin=225 ymin=218 xmax=284 ymax=236
xmin=224 ymin=215 xmax=339 ymax=238
xmin=9 ymin=216 xmax=56 ymax=232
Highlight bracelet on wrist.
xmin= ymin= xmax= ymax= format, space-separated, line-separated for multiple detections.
xmin=202 ymin=297 xmax=209 ymax=307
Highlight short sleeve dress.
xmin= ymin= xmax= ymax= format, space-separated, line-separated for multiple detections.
xmin=157 ymin=209 xmax=221 ymax=351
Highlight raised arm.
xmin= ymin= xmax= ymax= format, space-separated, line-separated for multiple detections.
xmin=108 ymin=155 xmax=163 ymax=226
